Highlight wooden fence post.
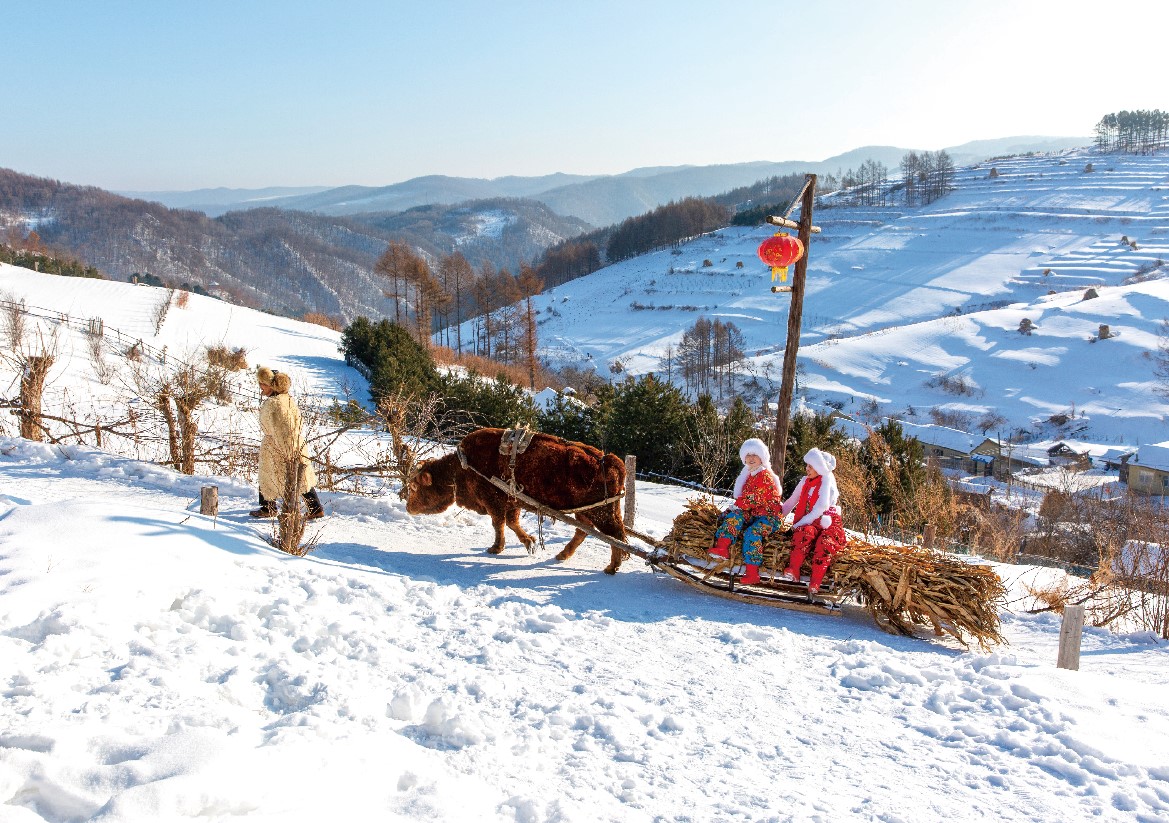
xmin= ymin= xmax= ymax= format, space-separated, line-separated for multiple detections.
xmin=1056 ymin=604 xmax=1085 ymax=670
xmin=624 ymin=455 xmax=636 ymax=529
xmin=200 ymin=485 xmax=219 ymax=517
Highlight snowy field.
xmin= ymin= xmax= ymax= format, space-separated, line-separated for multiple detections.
xmin=2 ymin=437 xmax=1168 ymax=822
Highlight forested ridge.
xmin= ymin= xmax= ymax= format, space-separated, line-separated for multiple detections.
xmin=0 ymin=169 xmax=590 ymax=322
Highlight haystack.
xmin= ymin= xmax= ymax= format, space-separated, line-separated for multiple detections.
xmin=658 ymin=498 xmax=1006 ymax=650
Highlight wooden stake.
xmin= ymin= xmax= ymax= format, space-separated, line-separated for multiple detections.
xmin=200 ymin=485 xmax=219 ymax=517
xmin=1057 ymin=604 xmax=1085 ymax=670
xmin=771 ymin=174 xmax=817 ymax=480
xmin=624 ymin=455 xmax=637 ymax=528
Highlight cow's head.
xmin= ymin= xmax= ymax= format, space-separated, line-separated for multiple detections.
xmin=404 ymin=457 xmax=457 ymax=515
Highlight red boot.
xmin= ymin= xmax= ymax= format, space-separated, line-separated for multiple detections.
xmin=740 ymin=564 xmax=761 ymax=585
xmin=708 ymin=537 xmax=731 ymax=558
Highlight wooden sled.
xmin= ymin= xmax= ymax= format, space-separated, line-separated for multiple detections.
xmin=652 ymin=552 xmax=845 ymax=615
xmin=490 ymin=476 xmax=845 ymax=615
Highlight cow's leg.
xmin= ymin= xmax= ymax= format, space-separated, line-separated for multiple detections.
xmin=554 ymin=528 xmax=588 ymax=563
xmin=506 ymin=505 xmax=534 ymax=551
xmin=487 ymin=513 xmax=507 ymax=554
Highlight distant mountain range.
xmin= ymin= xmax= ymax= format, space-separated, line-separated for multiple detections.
xmin=122 ymin=136 xmax=1090 ymax=227
xmin=0 ymin=169 xmax=588 ymax=321
xmin=1 ymin=136 xmax=1089 ymax=323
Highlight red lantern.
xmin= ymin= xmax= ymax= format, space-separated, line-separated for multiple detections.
xmin=757 ymin=232 xmax=804 ymax=283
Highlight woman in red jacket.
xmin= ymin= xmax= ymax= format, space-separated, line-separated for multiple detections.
xmin=708 ymin=438 xmax=783 ymax=585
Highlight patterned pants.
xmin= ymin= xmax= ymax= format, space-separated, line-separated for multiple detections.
xmin=786 ymin=509 xmax=845 ymax=588
xmin=714 ymin=509 xmax=780 ymax=566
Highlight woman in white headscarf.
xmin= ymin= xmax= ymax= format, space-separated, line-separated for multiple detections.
xmin=779 ymin=447 xmax=844 ymax=593
xmin=708 ymin=437 xmax=783 ymax=586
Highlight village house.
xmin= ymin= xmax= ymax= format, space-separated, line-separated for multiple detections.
xmin=896 ymin=421 xmax=1001 ymax=476
xmin=1124 ymin=442 xmax=1169 ymax=496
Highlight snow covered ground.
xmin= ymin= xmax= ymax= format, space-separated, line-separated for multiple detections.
xmin=2 ymin=437 xmax=1168 ymax=822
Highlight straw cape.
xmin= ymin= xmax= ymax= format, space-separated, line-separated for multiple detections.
xmin=659 ymin=498 xmax=1006 ymax=650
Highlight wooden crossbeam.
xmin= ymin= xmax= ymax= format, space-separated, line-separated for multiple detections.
xmin=766 ymin=214 xmax=821 ymax=234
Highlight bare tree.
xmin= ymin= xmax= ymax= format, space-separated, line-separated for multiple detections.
xmin=438 ymin=252 xmax=474 ymax=354
xmin=375 ymin=241 xmax=417 ymax=325
xmin=517 ymin=264 xmax=544 ymax=390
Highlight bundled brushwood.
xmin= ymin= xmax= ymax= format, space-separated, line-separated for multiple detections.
xmin=659 ymin=498 xmax=1007 ymax=650
xmin=832 ymin=539 xmax=1007 ymax=651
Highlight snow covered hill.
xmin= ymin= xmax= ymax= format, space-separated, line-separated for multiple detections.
xmin=0 ymin=262 xmax=1167 ymax=820
xmin=0 ymin=265 xmax=363 ymax=408
xmin=527 ymin=148 xmax=1169 ymax=447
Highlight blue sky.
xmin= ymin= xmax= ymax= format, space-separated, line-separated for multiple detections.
xmin=5 ymin=0 xmax=1165 ymax=191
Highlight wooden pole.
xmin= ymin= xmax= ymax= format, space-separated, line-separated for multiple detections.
xmin=624 ymin=455 xmax=637 ymax=529
xmin=1056 ymin=604 xmax=1085 ymax=670
xmin=771 ymin=174 xmax=817 ymax=481
xmin=923 ymin=523 xmax=936 ymax=550
xmin=200 ymin=485 xmax=219 ymax=517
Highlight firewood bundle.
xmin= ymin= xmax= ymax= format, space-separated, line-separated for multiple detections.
xmin=659 ymin=498 xmax=1006 ymax=650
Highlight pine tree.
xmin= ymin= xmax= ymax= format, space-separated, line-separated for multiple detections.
xmin=602 ymin=374 xmax=689 ymax=476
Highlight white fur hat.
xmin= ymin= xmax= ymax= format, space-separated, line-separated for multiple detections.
xmin=739 ymin=438 xmax=771 ymax=466
xmin=804 ymin=447 xmax=835 ymax=476
xmin=733 ymin=438 xmax=779 ymax=500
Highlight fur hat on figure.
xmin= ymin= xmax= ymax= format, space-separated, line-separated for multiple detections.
xmin=256 ymin=366 xmax=275 ymax=387
xmin=804 ymin=447 xmax=834 ymax=476
xmin=272 ymin=372 xmax=292 ymax=393
xmin=733 ymin=437 xmax=781 ymax=499
xmin=803 ymin=447 xmax=840 ymax=521
xmin=739 ymin=438 xmax=770 ymax=466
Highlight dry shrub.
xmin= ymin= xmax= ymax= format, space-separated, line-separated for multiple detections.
xmin=1 ymin=291 xmax=26 ymax=351
xmin=273 ymin=453 xmax=319 ymax=556
xmin=1023 ymin=575 xmax=1072 ymax=612
xmin=206 ymin=345 xmax=248 ymax=371
xmin=956 ymin=500 xmax=1026 ymax=562
xmin=175 ymin=290 xmax=190 ymax=309
xmin=834 ymin=447 xmax=875 ymax=532
xmin=302 ymin=312 xmax=344 ymax=331
xmin=88 ymin=333 xmax=116 ymax=385
xmin=430 ymin=346 xmax=559 ymax=392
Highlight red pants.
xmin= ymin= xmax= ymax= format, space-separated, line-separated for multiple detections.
xmin=785 ymin=509 xmax=844 ymax=589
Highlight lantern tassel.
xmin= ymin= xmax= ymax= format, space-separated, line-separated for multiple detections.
xmin=771 ymin=266 xmax=789 ymax=283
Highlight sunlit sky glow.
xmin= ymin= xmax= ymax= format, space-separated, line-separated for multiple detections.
xmin=5 ymin=0 xmax=1164 ymax=191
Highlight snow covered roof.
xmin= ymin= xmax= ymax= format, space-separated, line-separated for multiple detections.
xmin=1132 ymin=442 xmax=1169 ymax=473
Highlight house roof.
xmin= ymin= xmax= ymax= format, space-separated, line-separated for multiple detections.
xmin=1133 ymin=442 xmax=1169 ymax=473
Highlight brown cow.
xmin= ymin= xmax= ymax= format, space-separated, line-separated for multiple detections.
xmin=405 ymin=427 xmax=629 ymax=574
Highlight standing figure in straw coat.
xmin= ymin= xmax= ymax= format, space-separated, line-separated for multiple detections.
xmin=708 ymin=437 xmax=783 ymax=585
xmin=250 ymin=366 xmax=325 ymax=520
xmin=780 ymin=447 xmax=844 ymax=593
